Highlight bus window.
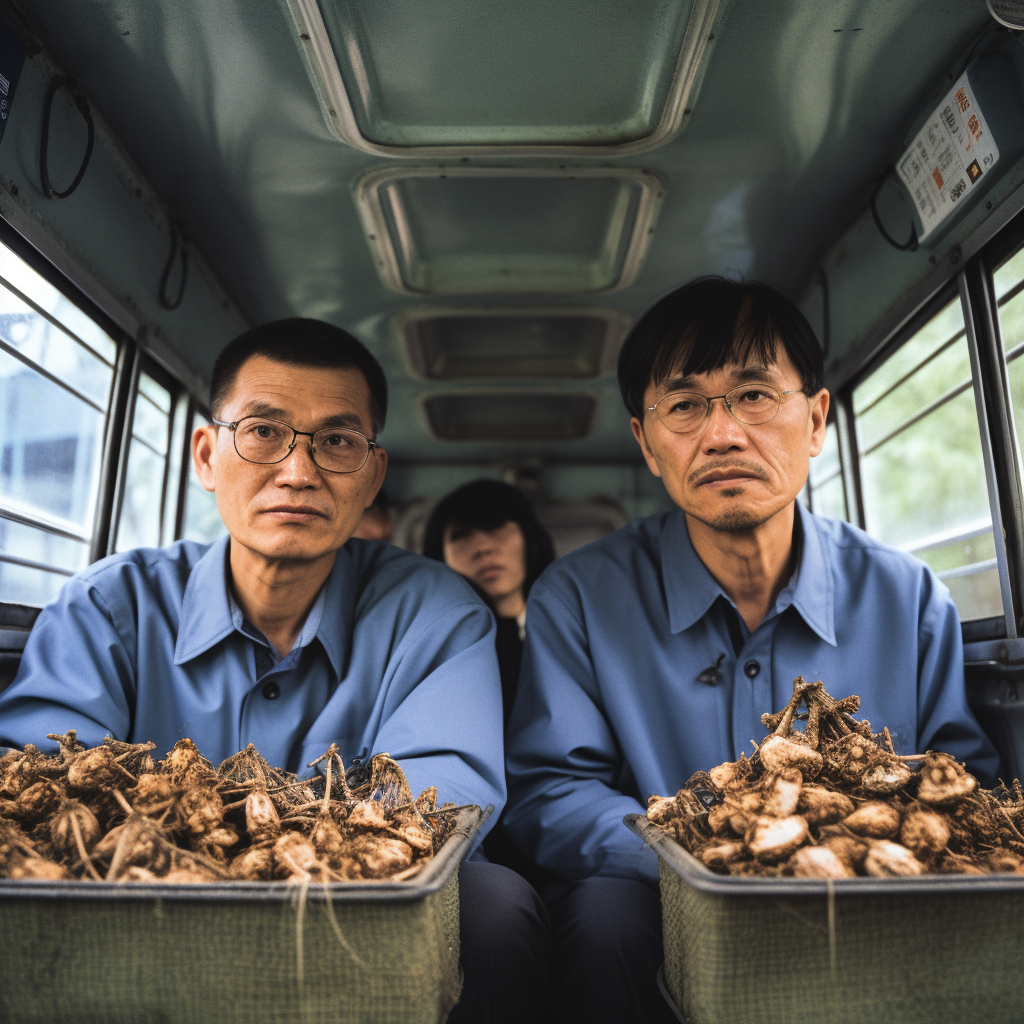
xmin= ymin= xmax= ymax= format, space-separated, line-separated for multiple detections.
xmin=806 ymin=420 xmax=847 ymax=522
xmin=993 ymin=244 xmax=1024 ymax=467
xmin=115 ymin=371 xmax=173 ymax=552
xmin=0 ymin=246 xmax=115 ymax=605
xmin=180 ymin=408 xmax=225 ymax=545
xmin=853 ymin=298 xmax=1001 ymax=622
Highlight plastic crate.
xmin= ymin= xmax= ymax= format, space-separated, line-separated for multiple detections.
xmin=627 ymin=813 xmax=1024 ymax=1024
xmin=0 ymin=806 xmax=485 ymax=1024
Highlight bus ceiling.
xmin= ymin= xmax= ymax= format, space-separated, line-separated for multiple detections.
xmin=0 ymin=0 xmax=1021 ymax=467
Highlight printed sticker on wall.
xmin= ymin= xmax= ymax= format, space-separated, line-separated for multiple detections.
xmin=897 ymin=70 xmax=999 ymax=241
xmin=0 ymin=17 xmax=24 ymax=145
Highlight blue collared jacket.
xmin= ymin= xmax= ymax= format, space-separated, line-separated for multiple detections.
xmin=0 ymin=535 xmax=505 ymax=836
xmin=503 ymin=503 xmax=1000 ymax=885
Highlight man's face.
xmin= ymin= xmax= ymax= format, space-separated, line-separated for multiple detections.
xmin=193 ymin=355 xmax=387 ymax=563
xmin=630 ymin=347 xmax=829 ymax=532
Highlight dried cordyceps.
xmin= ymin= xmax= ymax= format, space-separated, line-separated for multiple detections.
xmin=0 ymin=735 xmax=476 ymax=884
xmin=648 ymin=676 xmax=1024 ymax=878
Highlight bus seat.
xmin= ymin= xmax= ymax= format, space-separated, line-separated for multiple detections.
xmin=966 ymin=658 xmax=1024 ymax=783
xmin=0 ymin=606 xmax=38 ymax=696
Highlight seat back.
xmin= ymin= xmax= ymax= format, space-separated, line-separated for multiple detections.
xmin=0 ymin=605 xmax=39 ymax=696
xmin=966 ymin=638 xmax=1024 ymax=783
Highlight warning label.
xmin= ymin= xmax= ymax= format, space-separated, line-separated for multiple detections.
xmin=897 ymin=71 xmax=999 ymax=240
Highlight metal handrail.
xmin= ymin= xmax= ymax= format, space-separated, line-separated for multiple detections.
xmin=936 ymin=557 xmax=997 ymax=582
xmin=900 ymin=518 xmax=993 ymax=556
xmin=0 ymin=499 xmax=90 ymax=544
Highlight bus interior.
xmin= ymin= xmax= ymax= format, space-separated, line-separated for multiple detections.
xmin=3 ymin=0 xmax=1024 ymax=785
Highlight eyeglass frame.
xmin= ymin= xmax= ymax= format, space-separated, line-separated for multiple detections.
xmin=646 ymin=384 xmax=805 ymax=434
xmin=211 ymin=415 xmax=379 ymax=474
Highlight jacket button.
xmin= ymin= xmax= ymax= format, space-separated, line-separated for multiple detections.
xmin=262 ymin=681 xmax=280 ymax=700
xmin=744 ymin=660 xmax=760 ymax=678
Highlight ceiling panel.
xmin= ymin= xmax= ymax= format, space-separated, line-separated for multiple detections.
xmin=355 ymin=166 xmax=663 ymax=293
xmin=401 ymin=307 xmax=630 ymax=380
xmin=283 ymin=0 xmax=723 ymax=154
xmin=423 ymin=392 xmax=596 ymax=441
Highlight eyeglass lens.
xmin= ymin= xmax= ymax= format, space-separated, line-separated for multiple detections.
xmin=654 ymin=385 xmax=782 ymax=433
xmin=233 ymin=417 xmax=370 ymax=472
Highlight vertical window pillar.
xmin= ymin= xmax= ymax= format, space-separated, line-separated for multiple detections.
xmin=90 ymin=340 xmax=138 ymax=563
xmin=834 ymin=389 xmax=866 ymax=530
xmin=961 ymin=261 xmax=1024 ymax=638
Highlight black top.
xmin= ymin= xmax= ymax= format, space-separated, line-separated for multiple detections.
xmin=494 ymin=616 xmax=523 ymax=724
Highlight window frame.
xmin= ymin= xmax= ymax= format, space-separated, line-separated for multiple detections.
xmin=828 ymin=208 xmax=1024 ymax=644
xmin=0 ymin=217 xmax=211 ymax=616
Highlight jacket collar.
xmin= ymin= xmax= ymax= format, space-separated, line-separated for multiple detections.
xmin=661 ymin=502 xmax=836 ymax=646
xmin=174 ymin=536 xmax=355 ymax=677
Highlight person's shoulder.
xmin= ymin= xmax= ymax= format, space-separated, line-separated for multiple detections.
xmin=72 ymin=540 xmax=214 ymax=595
xmin=38 ymin=540 xmax=216 ymax=627
xmin=532 ymin=509 xmax=672 ymax=598
xmin=345 ymin=538 xmax=485 ymax=614
xmin=808 ymin=512 xmax=935 ymax=582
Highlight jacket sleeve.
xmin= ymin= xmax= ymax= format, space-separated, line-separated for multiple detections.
xmin=915 ymin=569 xmax=1000 ymax=784
xmin=0 ymin=576 xmax=136 ymax=752
xmin=503 ymin=577 xmax=657 ymax=885
xmin=370 ymin=600 xmax=506 ymax=847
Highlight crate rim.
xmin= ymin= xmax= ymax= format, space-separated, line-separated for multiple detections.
xmin=0 ymin=805 xmax=490 ymax=903
xmin=626 ymin=812 xmax=1024 ymax=896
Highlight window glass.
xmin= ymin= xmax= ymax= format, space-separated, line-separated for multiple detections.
xmin=806 ymin=421 xmax=847 ymax=521
xmin=0 ymin=247 xmax=116 ymax=363
xmin=162 ymin=394 xmax=189 ymax=546
xmin=0 ymin=516 xmax=87 ymax=606
xmin=0 ymin=248 xmax=116 ymax=605
xmin=115 ymin=372 xmax=172 ymax=552
xmin=853 ymin=302 xmax=965 ymax=415
xmin=181 ymin=410 xmax=226 ymax=545
xmin=0 ymin=289 xmax=113 ymax=409
xmin=994 ymin=245 xmax=1024 ymax=503
xmin=853 ymin=297 xmax=1000 ymax=622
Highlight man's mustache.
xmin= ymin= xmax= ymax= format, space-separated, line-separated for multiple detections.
xmin=689 ymin=459 xmax=771 ymax=488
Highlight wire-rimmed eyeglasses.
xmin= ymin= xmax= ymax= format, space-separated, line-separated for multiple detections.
xmin=212 ymin=416 xmax=378 ymax=474
xmin=647 ymin=385 xmax=804 ymax=434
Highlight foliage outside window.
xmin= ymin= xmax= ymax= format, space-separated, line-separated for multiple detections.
xmin=853 ymin=298 xmax=1000 ymax=622
xmin=806 ymin=420 xmax=847 ymax=521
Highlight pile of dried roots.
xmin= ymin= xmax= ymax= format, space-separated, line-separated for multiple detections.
xmin=0 ymin=734 xmax=470 ymax=883
xmin=648 ymin=677 xmax=1024 ymax=878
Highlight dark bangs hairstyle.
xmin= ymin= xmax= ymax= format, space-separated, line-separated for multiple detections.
xmin=210 ymin=318 xmax=388 ymax=437
xmin=422 ymin=480 xmax=555 ymax=600
xmin=617 ymin=277 xmax=825 ymax=421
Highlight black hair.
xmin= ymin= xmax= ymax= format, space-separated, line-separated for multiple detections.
xmin=210 ymin=318 xmax=388 ymax=436
xmin=422 ymin=480 xmax=555 ymax=601
xmin=617 ymin=277 xmax=825 ymax=421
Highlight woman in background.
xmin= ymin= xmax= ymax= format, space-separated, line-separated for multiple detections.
xmin=423 ymin=479 xmax=555 ymax=723
xmin=424 ymin=479 xmax=555 ymax=879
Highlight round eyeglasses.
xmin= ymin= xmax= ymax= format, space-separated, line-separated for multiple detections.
xmin=647 ymin=385 xmax=803 ymax=434
xmin=212 ymin=416 xmax=377 ymax=474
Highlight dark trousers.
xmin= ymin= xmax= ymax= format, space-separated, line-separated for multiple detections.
xmin=449 ymin=860 xmax=552 ymax=1024
xmin=546 ymin=876 xmax=680 ymax=1024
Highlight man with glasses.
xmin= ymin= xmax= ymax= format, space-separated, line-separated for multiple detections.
xmin=503 ymin=277 xmax=999 ymax=1024
xmin=0 ymin=318 xmax=551 ymax=1023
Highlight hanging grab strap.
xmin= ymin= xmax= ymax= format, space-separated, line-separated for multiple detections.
xmin=159 ymin=218 xmax=189 ymax=310
xmin=39 ymin=76 xmax=95 ymax=200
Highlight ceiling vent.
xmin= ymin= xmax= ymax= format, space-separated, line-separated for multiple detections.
xmin=401 ymin=308 xmax=631 ymax=380
xmin=355 ymin=166 xmax=663 ymax=294
xmin=423 ymin=393 xmax=596 ymax=442
xmin=282 ymin=0 xmax=725 ymax=157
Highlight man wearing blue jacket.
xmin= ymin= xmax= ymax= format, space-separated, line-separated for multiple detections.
xmin=504 ymin=277 xmax=999 ymax=1024
xmin=0 ymin=318 xmax=550 ymax=1023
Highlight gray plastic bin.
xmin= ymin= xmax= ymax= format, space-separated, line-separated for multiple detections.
xmin=627 ymin=812 xmax=1024 ymax=1024
xmin=0 ymin=806 xmax=486 ymax=1024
